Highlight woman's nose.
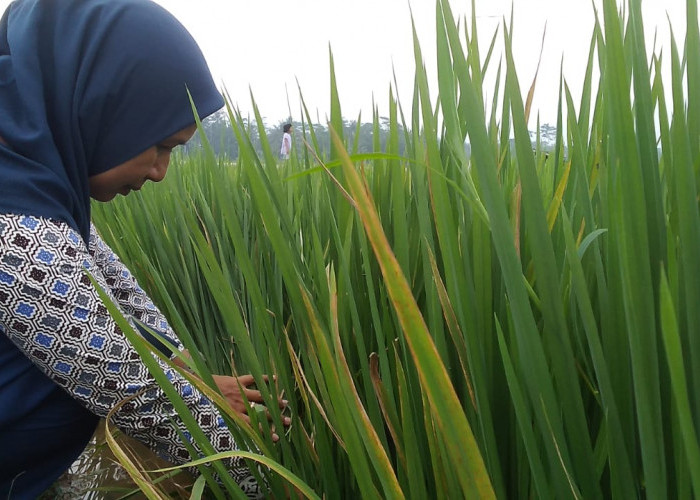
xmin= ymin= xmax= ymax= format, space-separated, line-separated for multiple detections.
xmin=148 ymin=152 xmax=171 ymax=182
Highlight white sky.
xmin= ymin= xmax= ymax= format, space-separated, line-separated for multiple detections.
xmin=0 ymin=0 xmax=693 ymax=127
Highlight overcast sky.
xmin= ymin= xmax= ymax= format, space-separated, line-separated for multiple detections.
xmin=0 ymin=0 xmax=693 ymax=127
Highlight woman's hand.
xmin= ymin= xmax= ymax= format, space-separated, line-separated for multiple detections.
xmin=173 ymin=351 xmax=290 ymax=441
xmin=212 ymin=374 xmax=291 ymax=441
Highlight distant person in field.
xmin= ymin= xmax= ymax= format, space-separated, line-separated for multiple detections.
xmin=280 ymin=123 xmax=293 ymax=160
xmin=0 ymin=0 xmax=288 ymax=498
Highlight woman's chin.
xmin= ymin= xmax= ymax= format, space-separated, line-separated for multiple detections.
xmin=90 ymin=191 xmax=119 ymax=203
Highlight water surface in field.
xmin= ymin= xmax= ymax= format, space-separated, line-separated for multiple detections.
xmin=43 ymin=419 xmax=194 ymax=499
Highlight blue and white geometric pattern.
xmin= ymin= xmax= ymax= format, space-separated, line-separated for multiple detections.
xmin=0 ymin=214 xmax=260 ymax=497
xmin=88 ymin=223 xmax=179 ymax=340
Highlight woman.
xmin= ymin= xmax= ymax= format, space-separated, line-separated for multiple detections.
xmin=0 ymin=0 xmax=285 ymax=497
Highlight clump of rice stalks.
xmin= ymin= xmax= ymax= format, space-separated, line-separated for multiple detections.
xmin=91 ymin=0 xmax=700 ymax=497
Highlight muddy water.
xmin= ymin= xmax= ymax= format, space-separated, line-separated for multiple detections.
xmin=44 ymin=419 xmax=195 ymax=499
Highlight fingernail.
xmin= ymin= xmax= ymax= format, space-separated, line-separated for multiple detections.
xmin=284 ymin=417 xmax=291 ymax=425
xmin=282 ymin=399 xmax=289 ymax=406
xmin=272 ymin=433 xmax=280 ymax=442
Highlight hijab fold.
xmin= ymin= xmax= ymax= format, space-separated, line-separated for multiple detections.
xmin=0 ymin=0 xmax=224 ymax=242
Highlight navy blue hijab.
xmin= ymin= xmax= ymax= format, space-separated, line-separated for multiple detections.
xmin=0 ymin=0 xmax=224 ymax=243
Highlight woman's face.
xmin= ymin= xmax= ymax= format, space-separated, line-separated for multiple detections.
xmin=88 ymin=124 xmax=197 ymax=202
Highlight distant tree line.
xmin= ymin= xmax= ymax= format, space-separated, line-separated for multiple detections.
xmin=185 ymin=109 xmax=407 ymax=160
xmin=185 ymin=109 xmax=562 ymax=160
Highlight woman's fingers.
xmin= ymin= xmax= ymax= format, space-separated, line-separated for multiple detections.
xmin=235 ymin=375 xmax=288 ymax=409
xmin=185 ymin=366 xmax=289 ymax=444
xmin=264 ymin=422 xmax=280 ymax=442
xmin=211 ymin=373 xmax=291 ymax=441
xmin=248 ymin=401 xmax=292 ymax=427
xmin=230 ymin=403 xmax=280 ymax=441
xmin=236 ymin=374 xmax=271 ymax=386
xmin=242 ymin=387 xmax=264 ymax=403
xmin=236 ymin=374 xmax=256 ymax=386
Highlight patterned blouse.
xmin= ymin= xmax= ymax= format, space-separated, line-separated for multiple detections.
xmin=0 ymin=213 xmax=261 ymax=498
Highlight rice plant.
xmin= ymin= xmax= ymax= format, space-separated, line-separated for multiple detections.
xmin=90 ymin=0 xmax=700 ymax=497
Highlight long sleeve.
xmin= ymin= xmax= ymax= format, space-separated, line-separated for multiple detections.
xmin=87 ymin=223 xmax=183 ymax=355
xmin=0 ymin=214 xmax=261 ymax=497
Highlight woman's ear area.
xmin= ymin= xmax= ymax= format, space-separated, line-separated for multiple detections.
xmin=169 ymin=123 xmax=198 ymax=146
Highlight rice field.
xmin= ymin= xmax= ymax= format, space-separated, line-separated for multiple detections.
xmin=89 ymin=0 xmax=700 ymax=497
